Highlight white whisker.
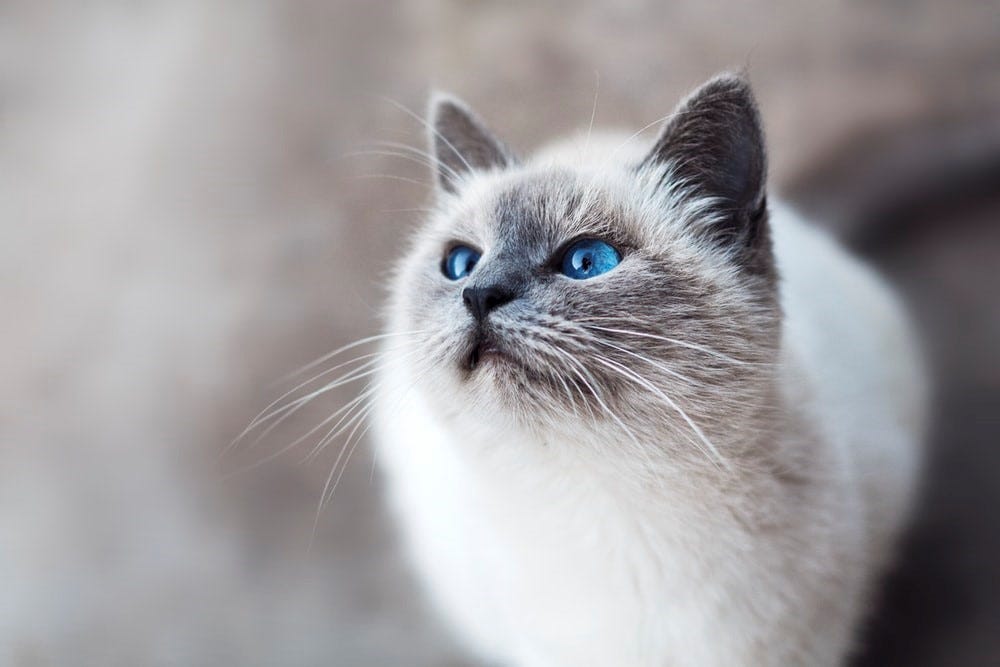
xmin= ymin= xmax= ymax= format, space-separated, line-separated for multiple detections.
xmin=358 ymin=173 xmax=427 ymax=187
xmin=371 ymin=140 xmax=464 ymax=182
xmin=593 ymin=354 xmax=730 ymax=472
xmin=547 ymin=344 xmax=655 ymax=470
xmin=582 ymin=69 xmax=600 ymax=159
xmin=584 ymin=335 xmax=703 ymax=388
xmin=277 ymin=329 xmax=429 ymax=385
xmin=232 ymin=353 xmax=383 ymax=447
xmin=578 ymin=320 xmax=752 ymax=366
xmin=380 ymin=96 xmax=476 ymax=174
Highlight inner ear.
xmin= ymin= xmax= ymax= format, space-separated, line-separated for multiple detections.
xmin=430 ymin=93 xmax=517 ymax=194
xmin=640 ymin=73 xmax=768 ymax=253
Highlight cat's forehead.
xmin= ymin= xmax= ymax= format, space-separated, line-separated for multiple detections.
xmin=443 ymin=168 xmax=642 ymax=250
xmin=492 ymin=172 xmax=581 ymax=244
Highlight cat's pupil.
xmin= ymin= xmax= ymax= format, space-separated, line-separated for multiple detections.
xmin=580 ymin=255 xmax=592 ymax=272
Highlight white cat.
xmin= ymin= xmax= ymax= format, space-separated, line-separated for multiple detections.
xmin=372 ymin=73 xmax=927 ymax=666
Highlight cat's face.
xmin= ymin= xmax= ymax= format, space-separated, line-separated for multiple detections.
xmin=389 ymin=75 xmax=781 ymax=463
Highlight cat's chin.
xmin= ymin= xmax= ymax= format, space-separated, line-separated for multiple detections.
xmin=461 ymin=350 xmax=535 ymax=392
xmin=456 ymin=335 xmax=548 ymax=392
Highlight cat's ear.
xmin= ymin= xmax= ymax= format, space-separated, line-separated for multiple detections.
xmin=641 ymin=73 xmax=769 ymax=265
xmin=429 ymin=93 xmax=516 ymax=194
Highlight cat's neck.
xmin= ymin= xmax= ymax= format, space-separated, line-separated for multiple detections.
xmin=449 ymin=390 xmax=797 ymax=507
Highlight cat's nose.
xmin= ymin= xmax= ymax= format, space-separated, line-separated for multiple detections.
xmin=462 ymin=285 xmax=515 ymax=323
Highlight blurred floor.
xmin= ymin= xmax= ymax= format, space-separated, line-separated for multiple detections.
xmin=1 ymin=1 xmax=998 ymax=665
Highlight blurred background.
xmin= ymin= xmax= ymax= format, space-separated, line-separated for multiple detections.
xmin=2 ymin=1 xmax=998 ymax=665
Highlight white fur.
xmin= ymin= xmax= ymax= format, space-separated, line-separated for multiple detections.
xmin=373 ymin=135 xmax=927 ymax=667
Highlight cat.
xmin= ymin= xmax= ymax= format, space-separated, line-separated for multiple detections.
xmin=371 ymin=73 xmax=927 ymax=667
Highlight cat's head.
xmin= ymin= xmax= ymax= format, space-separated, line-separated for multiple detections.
xmin=387 ymin=74 xmax=781 ymax=467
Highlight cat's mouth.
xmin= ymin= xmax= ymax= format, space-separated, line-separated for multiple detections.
xmin=462 ymin=329 xmax=507 ymax=373
xmin=458 ymin=327 xmax=558 ymax=391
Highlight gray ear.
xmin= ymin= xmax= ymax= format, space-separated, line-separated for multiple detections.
xmin=641 ymin=74 xmax=769 ymax=259
xmin=429 ymin=93 xmax=516 ymax=194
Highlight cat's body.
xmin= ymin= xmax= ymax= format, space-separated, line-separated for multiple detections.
xmin=372 ymin=76 xmax=926 ymax=666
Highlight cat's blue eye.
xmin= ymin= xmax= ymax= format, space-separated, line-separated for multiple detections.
xmin=560 ymin=239 xmax=621 ymax=280
xmin=443 ymin=245 xmax=481 ymax=280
